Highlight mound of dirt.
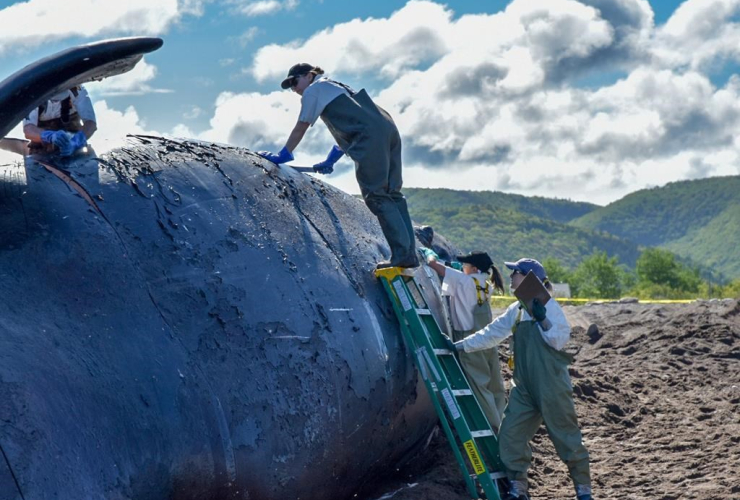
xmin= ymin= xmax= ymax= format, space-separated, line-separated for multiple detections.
xmin=371 ymin=300 xmax=740 ymax=500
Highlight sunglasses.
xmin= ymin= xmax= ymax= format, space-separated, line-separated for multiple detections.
xmin=509 ymin=270 xmax=524 ymax=277
xmin=290 ymin=73 xmax=307 ymax=88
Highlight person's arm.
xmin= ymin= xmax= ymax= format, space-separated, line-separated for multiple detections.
xmin=23 ymin=123 xmax=44 ymax=143
xmin=536 ymin=300 xmax=571 ymax=351
xmin=285 ymin=120 xmax=310 ymax=152
xmin=82 ymin=120 xmax=97 ymax=140
xmin=460 ymin=301 xmax=519 ymax=352
xmin=426 ymin=255 xmax=446 ymax=277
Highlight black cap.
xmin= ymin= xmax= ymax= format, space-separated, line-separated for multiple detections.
xmin=456 ymin=251 xmax=493 ymax=272
xmin=281 ymin=63 xmax=314 ymax=89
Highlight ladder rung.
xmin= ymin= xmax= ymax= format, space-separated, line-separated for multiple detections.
xmin=490 ymin=471 xmax=507 ymax=480
xmin=415 ymin=308 xmax=432 ymax=315
xmin=432 ymin=348 xmax=454 ymax=355
xmin=452 ymin=389 xmax=473 ymax=396
xmin=470 ymin=430 xmax=495 ymax=438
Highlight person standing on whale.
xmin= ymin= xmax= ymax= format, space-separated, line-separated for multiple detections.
xmin=258 ymin=63 xmax=418 ymax=269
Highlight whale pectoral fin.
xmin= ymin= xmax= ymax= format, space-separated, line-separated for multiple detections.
xmin=0 ymin=37 xmax=164 ymax=138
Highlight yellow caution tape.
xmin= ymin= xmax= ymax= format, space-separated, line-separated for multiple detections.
xmin=463 ymin=440 xmax=486 ymax=475
xmin=559 ymin=298 xmax=696 ymax=304
xmin=491 ymin=297 xmax=703 ymax=306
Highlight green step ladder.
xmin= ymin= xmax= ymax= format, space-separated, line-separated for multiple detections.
xmin=375 ymin=266 xmax=507 ymax=500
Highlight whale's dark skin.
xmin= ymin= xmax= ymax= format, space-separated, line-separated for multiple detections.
xmin=0 ymin=39 xmax=455 ymax=500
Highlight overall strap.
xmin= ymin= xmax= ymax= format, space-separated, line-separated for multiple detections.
xmin=324 ymin=78 xmax=356 ymax=95
xmin=471 ymin=277 xmax=490 ymax=306
xmin=511 ymin=306 xmax=523 ymax=335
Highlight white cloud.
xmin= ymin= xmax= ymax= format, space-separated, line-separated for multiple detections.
xmin=251 ymin=1 xmax=453 ymax=83
xmin=220 ymin=0 xmax=740 ymax=203
xmin=0 ymin=0 xmax=204 ymax=55
xmin=183 ymin=106 xmax=203 ymax=120
xmin=10 ymin=0 xmax=737 ymax=205
xmin=88 ymin=101 xmax=162 ymax=153
xmin=227 ymin=0 xmax=299 ymax=17
xmin=653 ymin=0 xmax=740 ymax=71
xmin=236 ymin=27 xmax=260 ymax=48
xmin=87 ymin=59 xmax=171 ymax=97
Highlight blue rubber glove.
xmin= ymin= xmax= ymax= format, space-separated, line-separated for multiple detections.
xmin=59 ymin=131 xmax=87 ymax=157
xmin=40 ymin=130 xmax=56 ymax=144
xmin=41 ymin=130 xmax=71 ymax=151
xmin=70 ymin=131 xmax=87 ymax=150
xmin=258 ymin=146 xmax=294 ymax=165
xmin=313 ymin=145 xmax=344 ymax=174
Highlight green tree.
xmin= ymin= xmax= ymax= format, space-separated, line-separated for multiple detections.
xmin=636 ymin=248 xmax=702 ymax=293
xmin=570 ymin=251 xmax=623 ymax=299
xmin=541 ymin=257 xmax=571 ymax=284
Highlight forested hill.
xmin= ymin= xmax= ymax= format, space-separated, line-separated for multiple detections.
xmin=405 ymin=177 xmax=740 ymax=279
xmin=406 ymin=202 xmax=641 ymax=271
xmin=570 ymin=176 xmax=740 ymax=278
xmin=404 ymin=188 xmax=598 ymax=224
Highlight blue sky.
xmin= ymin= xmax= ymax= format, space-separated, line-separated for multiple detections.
xmin=2 ymin=0 xmax=740 ymax=205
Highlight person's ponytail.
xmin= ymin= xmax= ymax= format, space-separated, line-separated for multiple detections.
xmin=488 ymin=265 xmax=505 ymax=294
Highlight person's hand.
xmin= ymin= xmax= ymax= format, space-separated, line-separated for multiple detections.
xmin=41 ymin=130 xmax=71 ymax=151
xmin=531 ymin=298 xmax=547 ymax=322
xmin=70 ymin=131 xmax=87 ymax=150
xmin=419 ymin=247 xmax=437 ymax=261
xmin=40 ymin=130 xmax=56 ymax=144
xmin=532 ymin=298 xmax=552 ymax=331
xmin=312 ymin=145 xmax=344 ymax=174
xmin=59 ymin=131 xmax=87 ymax=157
xmin=258 ymin=146 xmax=294 ymax=165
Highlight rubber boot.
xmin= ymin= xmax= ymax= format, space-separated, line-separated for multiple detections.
xmin=366 ymin=196 xmax=417 ymax=268
xmin=502 ymin=480 xmax=529 ymax=500
xmin=394 ymin=196 xmax=418 ymax=265
xmin=576 ymin=484 xmax=593 ymax=500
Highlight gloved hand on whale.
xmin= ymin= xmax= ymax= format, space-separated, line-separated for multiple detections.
xmin=257 ymin=144 xmax=344 ymax=175
xmin=258 ymin=146 xmax=294 ymax=165
xmin=40 ymin=130 xmax=88 ymax=157
xmin=312 ymin=145 xmax=344 ymax=174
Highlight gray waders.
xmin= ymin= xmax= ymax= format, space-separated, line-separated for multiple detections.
xmin=499 ymin=319 xmax=591 ymax=491
xmin=320 ymin=89 xmax=416 ymax=265
xmin=454 ymin=302 xmax=507 ymax=430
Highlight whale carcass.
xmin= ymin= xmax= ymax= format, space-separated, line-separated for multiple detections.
xmin=0 ymin=39 xmax=452 ymax=499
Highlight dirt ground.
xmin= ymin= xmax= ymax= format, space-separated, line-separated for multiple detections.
xmin=370 ymin=299 xmax=740 ymax=500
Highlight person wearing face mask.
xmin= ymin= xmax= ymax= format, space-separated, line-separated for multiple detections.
xmin=257 ymin=63 xmax=417 ymax=269
xmin=425 ymin=250 xmax=507 ymax=430
xmin=451 ymin=258 xmax=593 ymax=500
xmin=23 ymin=85 xmax=97 ymax=156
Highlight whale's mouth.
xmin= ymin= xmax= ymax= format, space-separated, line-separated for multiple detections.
xmin=0 ymin=442 xmax=24 ymax=500
xmin=0 ymin=37 xmax=163 ymax=139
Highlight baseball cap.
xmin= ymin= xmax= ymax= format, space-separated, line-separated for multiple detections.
xmin=504 ymin=258 xmax=547 ymax=281
xmin=281 ymin=63 xmax=314 ymax=89
xmin=456 ymin=251 xmax=494 ymax=273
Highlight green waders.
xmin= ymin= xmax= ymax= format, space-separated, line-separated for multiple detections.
xmin=455 ymin=302 xmax=507 ymax=430
xmin=499 ymin=319 xmax=591 ymax=489
xmin=320 ymin=88 xmax=416 ymax=265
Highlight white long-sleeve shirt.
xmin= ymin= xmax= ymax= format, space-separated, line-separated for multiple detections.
xmin=461 ymin=298 xmax=571 ymax=353
xmin=441 ymin=268 xmax=490 ymax=332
